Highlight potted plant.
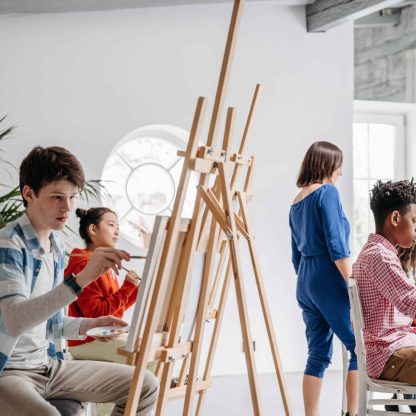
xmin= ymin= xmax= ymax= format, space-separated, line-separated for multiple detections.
xmin=0 ymin=115 xmax=108 ymax=230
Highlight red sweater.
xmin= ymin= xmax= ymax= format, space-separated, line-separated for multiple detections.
xmin=65 ymin=248 xmax=138 ymax=346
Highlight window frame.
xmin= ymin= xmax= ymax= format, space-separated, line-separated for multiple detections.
xmin=100 ymin=124 xmax=194 ymax=247
xmin=352 ymin=105 xmax=408 ymax=259
xmin=353 ymin=112 xmax=405 ymax=180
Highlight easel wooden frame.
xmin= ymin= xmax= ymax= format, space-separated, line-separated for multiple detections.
xmin=121 ymin=0 xmax=292 ymax=414
xmin=194 ymin=159 xmax=291 ymax=415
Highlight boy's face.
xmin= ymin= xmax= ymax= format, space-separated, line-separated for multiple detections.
xmin=393 ymin=203 xmax=416 ymax=248
xmin=22 ymin=180 xmax=78 ymax=231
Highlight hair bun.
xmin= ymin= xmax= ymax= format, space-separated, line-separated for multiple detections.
xmin=75 ymin=208 xmax=88 ymax=219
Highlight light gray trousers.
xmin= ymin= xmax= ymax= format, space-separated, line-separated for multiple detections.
xmin=0 ymin=359 xmax=159 ymax=416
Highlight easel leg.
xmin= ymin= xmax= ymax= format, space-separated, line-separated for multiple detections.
xmin=178 ymin=355 xmax=190 ymax=387
xmin=238 ymin=192 xmax=292 ymax=416
xmin=156 ymin=361 xmax=176 ymax=416
xmin=125 ymin=97 xmax=206 ymax=416
xmin=183 ymin=222 xmax=222 ymax=415
xmin=208 ymin=240 xmax=228 ymax=308
xmin=229 ymin=241 xmax=262 ymax=416
xmin=196 ymin=260 xmax=233 ymax=416
xmin=155 ymin=360 xmax=164 ymax=380
xmin=218 ymin=162 xmax=262 ymax=416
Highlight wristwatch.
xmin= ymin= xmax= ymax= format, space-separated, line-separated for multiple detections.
xmin=64 ymin=273 xmax=83 ymax=296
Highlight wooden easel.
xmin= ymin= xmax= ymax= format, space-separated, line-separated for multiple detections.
xmin=180 ymin=80 xmax=290 ymax=416
xmin=194 ymin=158 xmax=291 ymax=416
xmin=121 ymin=0 xmax=292 ymax=414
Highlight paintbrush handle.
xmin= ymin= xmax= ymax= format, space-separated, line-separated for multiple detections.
xmin=66 ymin=253 xmax=146 ymax=259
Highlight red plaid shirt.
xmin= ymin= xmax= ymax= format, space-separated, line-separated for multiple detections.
xmin=352 ymin=233 xmax=416 ymax=378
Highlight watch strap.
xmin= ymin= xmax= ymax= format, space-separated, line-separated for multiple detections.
xmin=64 ymin=273 xmax=83 ymax=296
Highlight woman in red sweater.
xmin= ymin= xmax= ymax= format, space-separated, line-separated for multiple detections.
xmin=65 ymin=207 xmax=139 ymax=364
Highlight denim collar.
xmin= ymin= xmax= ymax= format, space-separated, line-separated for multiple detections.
xmin=17 ymin=212 xmax=64 ymax=259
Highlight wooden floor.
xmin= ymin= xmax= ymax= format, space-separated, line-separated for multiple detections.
xmin=93 ymin=370 xmax=408 ymax=415
xmin=165 ymin=371 xmax=343 ymax=416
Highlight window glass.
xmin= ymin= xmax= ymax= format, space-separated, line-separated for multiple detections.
xmin=101 ymin=125 xmax=196 ymax=247
xmin=352 ymin=117 xmax=403 ymax=259
xmin=368 ymin=124 xmax=395 ymax=179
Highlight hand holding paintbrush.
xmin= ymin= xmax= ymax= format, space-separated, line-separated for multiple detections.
xmin=66 ymin=247 xmax=132 ymax=288
xmin=124 ymin=270 xmax=141 ymax=286
xmin=66 ymin=251 xmax=145 ymax=270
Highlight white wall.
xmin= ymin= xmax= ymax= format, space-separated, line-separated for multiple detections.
xmin=0 ymin=2 xmax=354 ymax=375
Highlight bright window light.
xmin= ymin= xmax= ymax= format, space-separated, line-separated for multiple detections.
xmin=352 ymin=114 xmax=404 ymax=259
xmin=101 ymin=125 xmax=196 ymax=247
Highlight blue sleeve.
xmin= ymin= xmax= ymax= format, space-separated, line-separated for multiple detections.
xmin=319 ymin=185 xmax=350 ymax=262
xmin=291 ymin=234 xmax=301 ymax=274
xmin=0 ymin=245 xmax=26 ymax=301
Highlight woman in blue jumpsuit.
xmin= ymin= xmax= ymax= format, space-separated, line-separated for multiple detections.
xmin=289 ymin=141 xmax=357 ymax=416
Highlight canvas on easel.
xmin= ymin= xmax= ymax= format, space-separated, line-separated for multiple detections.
xmin=124 ymin=214 xmax=207 ymax=362
xmin=125 ymin=215 xmax=168 ymax=355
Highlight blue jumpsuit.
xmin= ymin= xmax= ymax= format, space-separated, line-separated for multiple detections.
xmin=289 ymin=183 xmax=357 ymax=378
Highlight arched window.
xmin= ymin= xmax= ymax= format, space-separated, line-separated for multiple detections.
xmin=101 ymin=124 xmax=196 ymax=247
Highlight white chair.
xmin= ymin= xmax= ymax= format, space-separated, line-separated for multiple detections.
xmin=342 ymin=344 xmax=349 ymax=413
xmin=348 ymin=277 xmax=416 ymax=415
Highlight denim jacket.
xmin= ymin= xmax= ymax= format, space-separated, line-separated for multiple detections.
xmin=0 ymin=213 xmax=66 ymax=373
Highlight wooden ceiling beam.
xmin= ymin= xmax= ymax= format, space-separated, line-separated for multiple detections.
xmin=306 ymin=0 xmax=405 ymax=32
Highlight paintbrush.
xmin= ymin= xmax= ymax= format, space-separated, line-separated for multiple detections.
xmin=64 ymin=252 xmax=145 ymax=274
xmin=65 ymin=252 xmax=146 ymax=259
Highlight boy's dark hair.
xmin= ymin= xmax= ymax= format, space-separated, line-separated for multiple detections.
xmin=296 ymin=141 xmax=343 ymax=187
xmin=370 ymin=179 xmax=416 ymax=230
xmin=76 ymin=207 xmax=116 ymax=245
xmin=19 ymin=146 xmax=85 ymax=207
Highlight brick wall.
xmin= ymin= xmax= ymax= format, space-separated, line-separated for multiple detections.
xmin=355 ymin=5 xmax=416 ymax=102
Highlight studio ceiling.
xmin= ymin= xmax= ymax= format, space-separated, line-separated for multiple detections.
xmin=0 ymin=0 xmax=316 ymax=15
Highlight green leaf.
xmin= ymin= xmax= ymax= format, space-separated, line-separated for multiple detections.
xmin=79 ymin=180 xmax=110 ymax=203
xmin=0 ymin=115 xmax=16 ymax=142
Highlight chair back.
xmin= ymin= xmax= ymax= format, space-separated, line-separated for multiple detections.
xmin=348 ymin=277 xmax=371 ymax=383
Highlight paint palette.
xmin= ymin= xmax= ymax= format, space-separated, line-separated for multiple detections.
xmin=86 ymin=325 xmax=129 ymax=338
